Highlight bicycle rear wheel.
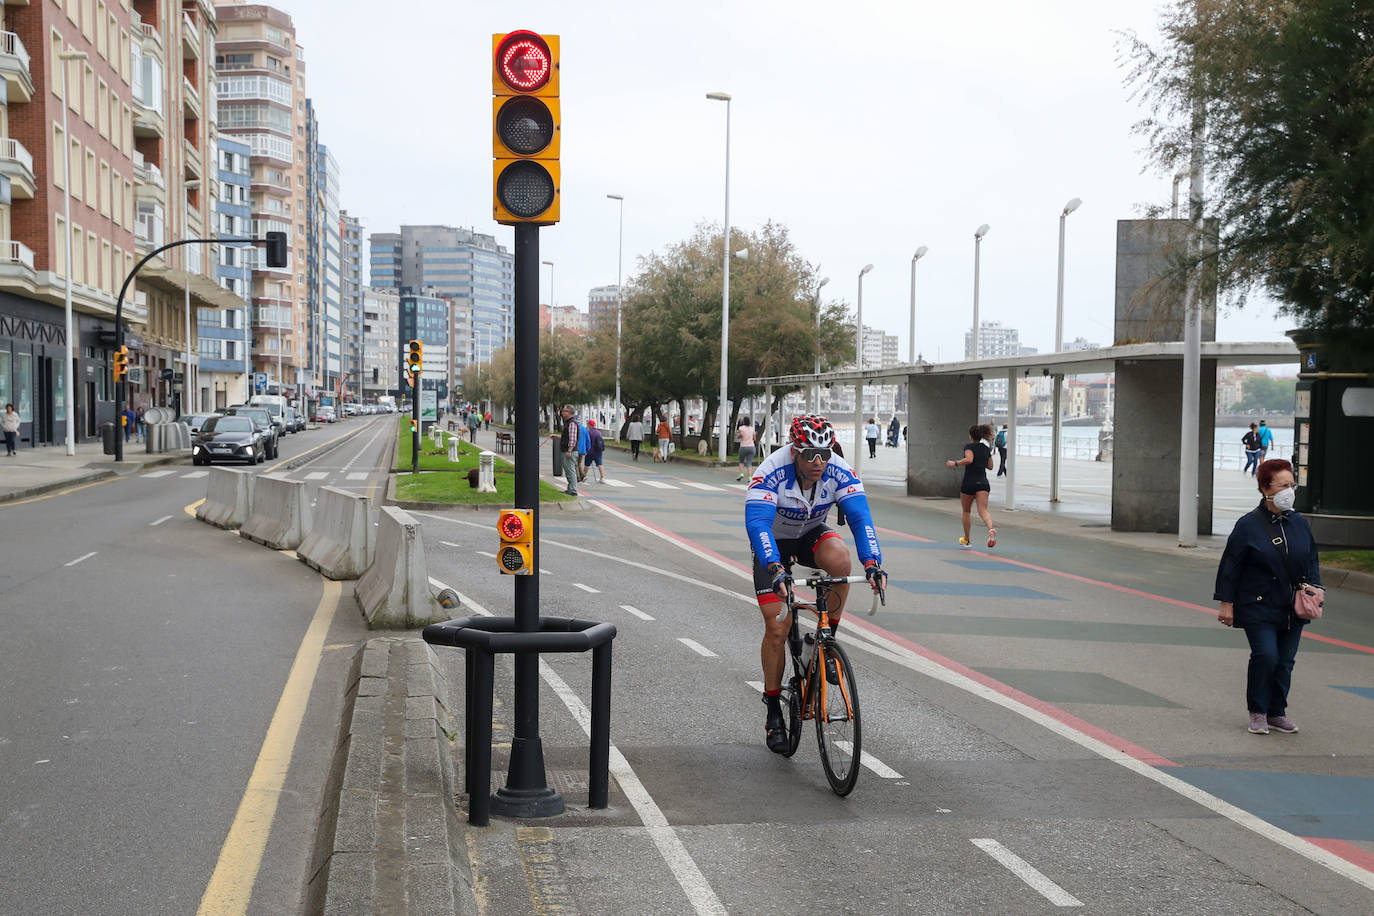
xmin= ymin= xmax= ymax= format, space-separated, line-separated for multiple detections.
xmin=813 ymin=640 xmax=861 ymax=796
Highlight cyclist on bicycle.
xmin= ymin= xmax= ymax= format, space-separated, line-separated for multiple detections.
xmin=745 ymin=415 xmax=886 ymax=753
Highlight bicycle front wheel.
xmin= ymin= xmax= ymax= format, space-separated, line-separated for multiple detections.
xmin=813 ymin=640 xmax=861 ymax=796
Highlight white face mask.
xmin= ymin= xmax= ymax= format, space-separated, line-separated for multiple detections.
xmin=1270 ymin=486 xmax=1296 ymax=512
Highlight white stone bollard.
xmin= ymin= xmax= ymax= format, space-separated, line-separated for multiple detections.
xmin=448 ymin=438 xmax=461 ymax=462
xmin=478 ymin=451 xmax=498 ymax=493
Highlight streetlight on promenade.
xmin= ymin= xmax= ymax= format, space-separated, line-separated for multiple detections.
xmin=971 ymin=224 xmax=990 ymax=364
xmin=59 ymin=49 xmax=87 ymax=455
xmin=812 ymin=276 xmax=829 ymax=413
xmin=908 ymin=245 xmax=928 ymax=366
xmin=853 ymin=263 xmax=874 ymax=476
xmin=1051 ymin=198 xmax=1081 ymax=503
xmin=541 ymin=259 xmax=555 ymax=309
xmin=706 ymin=91 xmax=732 ymax=464
xmin=607 ymin=193 xmax=624 ymax=437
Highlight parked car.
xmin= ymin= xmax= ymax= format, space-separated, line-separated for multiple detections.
xmin=314 ymin=406 xmax=336 ymax=423
xmin=225 ymin=406 xmax=280 ymax=459
xmin=180 ymin=413 xmax=216 ymax=435
xmin=191 ymin=415 xmax=264 ymax=466
xmin=284 ymin=405 xmax=305 ymax=433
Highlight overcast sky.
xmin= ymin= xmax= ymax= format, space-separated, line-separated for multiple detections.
xmin=281 ymin=0 xmax=1297 ymax=366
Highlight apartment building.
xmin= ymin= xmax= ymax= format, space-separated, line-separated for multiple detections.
xmin=399 ymin=288 xmax=448 ymax=405
xmin=338 ymin=207 xmax=361 ymax=401
xmin=200 ymin=133 xmax=252 ymax=408
xmin=304 ymin=100 xmax=339 ymax=401
xmin=587 ymin=284 xmax=617 ymax=332
xmin=0 ymin=0 xmax=236 ymax=448
xmin=359 ymin=284 xmax=396 ymax=403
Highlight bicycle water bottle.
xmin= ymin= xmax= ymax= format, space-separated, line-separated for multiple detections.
xmin=800 ymin=633 xmax=815 ymax=672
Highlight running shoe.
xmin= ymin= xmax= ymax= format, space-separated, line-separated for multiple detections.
xmin=1247 ymin=713 xmax=1269 ymax=734
xmin=987 ymin=528 xmax=998 ymax=548
xmin=1267 ymin=715 xmax=1298 ymax=733
xmin=958 ymin=536 xmax=970 ymax=548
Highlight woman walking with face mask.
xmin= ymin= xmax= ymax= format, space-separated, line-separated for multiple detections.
xmin=1214 ymin=459 xmax=1321 ymax=735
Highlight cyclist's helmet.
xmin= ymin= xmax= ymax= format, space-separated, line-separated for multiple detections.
xmin=789 ymin=415 xmax=835 ymax=450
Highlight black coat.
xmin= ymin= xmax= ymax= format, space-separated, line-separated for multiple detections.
xmin=1213 ymin=503 xmax=1321 ymax=628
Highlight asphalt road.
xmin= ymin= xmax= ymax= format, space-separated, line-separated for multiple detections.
xmin=418 ymin=448 xmax=1374 ymax=915
xmin=0 ymin=415 xmax=396 ymax=915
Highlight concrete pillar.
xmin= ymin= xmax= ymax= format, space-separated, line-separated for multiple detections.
xmin=1005 ymin=369 xmax=1017 ymax=510
xmin=906 ymin=373 xmax=980 ymax=497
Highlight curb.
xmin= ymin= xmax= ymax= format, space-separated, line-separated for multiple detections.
xmin=307 ymin=636 xmax=475 ymax=915
xmin=0 ymin=452 xmax=185 ymax=505
xmin=1320 ymin=566 xmax=1374 ymax=596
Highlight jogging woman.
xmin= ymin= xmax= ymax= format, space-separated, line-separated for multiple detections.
xmin=946 ymin=423 xmax=997 ymax=548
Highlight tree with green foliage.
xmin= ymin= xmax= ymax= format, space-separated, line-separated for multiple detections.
xmin=1122 ymin=0 xmax=1374 ymax=337
xmin=1234 ymin=373 xmax=1295 ymax=413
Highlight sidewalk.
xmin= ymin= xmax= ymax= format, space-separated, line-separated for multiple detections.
xmin=0 ymin=438 xmax=186 ymax=503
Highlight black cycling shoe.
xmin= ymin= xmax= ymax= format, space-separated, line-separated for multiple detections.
xmin=763 ymin=698 xmax=788 ymax=753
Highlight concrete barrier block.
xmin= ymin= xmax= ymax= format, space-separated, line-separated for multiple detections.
xmin=196 ymin=467 xmax=257 ymax=529
xmin=354 ymin=506 xmax=441 ymax=629
xmin=299 ymin=486 xmax=375 ymax=580
xmin=240 ymin=474 xmax=313 ymax=550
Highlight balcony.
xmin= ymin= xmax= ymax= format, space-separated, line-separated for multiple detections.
xmin=182 ymin=76 xmax=200 ymax=120
xmin=132 ymin=98 xmax=165 ymax=139
xmin=0 ymin=138 xmax=35 ymax=198
xmin=133 ymin=157 xmax=165 ymax=189
xmin=137 ymin=21 xmax=163 ymax=63
xmin=183 ymin=138 xmax=202 ymax=178
xmin=0 ymin=239 xmax=35 ymax=276
xmin=3 ymin=0 xmax=32 ymax=6
xmin=0 ymin=31 xmax=33 ymax=103
xmin=182 ymin=13 xmax=200 ymax=57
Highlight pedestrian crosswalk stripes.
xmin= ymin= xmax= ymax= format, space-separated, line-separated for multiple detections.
xmin=681 ymin=481 xmax=723 ymax=491
xmin=540 ymin=475 xmax=745 ymax=493
xmin=640 ymin=480 xmax=680 ymax=489
xmin=143 ymin=470 xmax=176 ymax=478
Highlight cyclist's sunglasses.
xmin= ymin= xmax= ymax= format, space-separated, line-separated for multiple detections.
xmin=796 ymin=446 xmax=832 ymax=463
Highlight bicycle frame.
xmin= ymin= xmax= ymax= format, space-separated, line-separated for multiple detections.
xmin=782 ymin=572 xmax=879 ymax=724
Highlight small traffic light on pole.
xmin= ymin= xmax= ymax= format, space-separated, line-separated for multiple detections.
xmin=113 ymin=345 xmax=129 ymax=381
xmin=264 ymin=230 xmax=288 ymax=268
xmin=407 ymin=339 xmax=423 ymax=376
xmin=493 ymin=30 xmax=560 ymax=225
xmin=497 ymin=508 xmax=534 ymax=575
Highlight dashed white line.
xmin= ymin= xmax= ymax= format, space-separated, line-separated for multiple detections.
xmin=681 ymin=481 xmax=722 ymax=491
xmin=149 ymin=515 xmax=173 ymax=527
xmin=573 ymin=582 xmax=600 ymax=594
xmin=304 ymin=472 xmax=328 ymax=480
xmin=971 ymin=839 xmax=1083 ymax=907
xmin=346 ymin=472 xmax=368 ymax=481
xmin=601 ymin=478 xmax=632 ymax=487
xmin=676 ymin=638 xmax=717 ymax=658
xmin=640 ymin=480 xmax=679 ymax=489
xmin=143 ymin=470 xmax=175 ymax=478
xmin=475 ymin=550 xmax=496 ymax=559
xmin=183 ymin=470 xmax=208 ymax=478
xmin=834 ymin=740 xmax=903 ymax=779
xmin=440 ymin=541 xmax=462 ymax=548
xmin=65 ymin=552 xmax=97 ymax=567
xmin=620 ymin=604 xmax=655 ymax=621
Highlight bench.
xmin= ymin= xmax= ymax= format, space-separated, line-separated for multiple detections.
xmin=495 ymin=432 xmax=514 ymax=454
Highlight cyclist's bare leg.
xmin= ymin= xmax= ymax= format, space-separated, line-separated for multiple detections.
xmin=758 ymin=599 xmax=790 ymax=691
xmin=812 ymin=535 xmax=852 ymax=629
xmin=959 ymin=492 xmax=974 ymax=540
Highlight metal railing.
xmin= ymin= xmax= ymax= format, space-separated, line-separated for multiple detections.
xmin=0 ymin=30 xmax=29 ymax=70
xmin=0 ymin=239 xmax=35 ymax=269
xmin=0 ymin=137 xmax=33 ymax=174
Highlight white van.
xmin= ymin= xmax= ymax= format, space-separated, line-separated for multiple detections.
xmin=249 ymin=394 xmax=289 ymax=436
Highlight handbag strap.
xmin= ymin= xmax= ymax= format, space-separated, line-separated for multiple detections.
xmin=1258 ymin=507 xmax=1306 ymax=587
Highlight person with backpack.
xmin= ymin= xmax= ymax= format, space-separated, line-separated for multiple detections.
xmin=994 ymin=424 xmax=1009 ymax=477
xmin=585 ymin=419 xmax=606 ymax=483
xmin=576 ymin=412 xmax=591 ymax=482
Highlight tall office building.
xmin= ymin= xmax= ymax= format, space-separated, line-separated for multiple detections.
xmin=304 ymin=101 xmax=339 ymax=400
xmin=0 ymin=0 xmax=236 ymax=448
xmin=339 ymin=209 xmax=363 ymax=401
xmin=367 ymin=224 xmax=512 ymax=368
xmin=587 ymin=284 xmax=618 ymax=332
xmin=964 ymin=320 xmax=1020 ymax=414
xmin=201 ymin=135 xmax=253 ymax=408
xmin=399 ymin=289 xmax=448 ymax=405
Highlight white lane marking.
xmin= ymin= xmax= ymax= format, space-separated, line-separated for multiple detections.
xmin=677 ymin=638 xmax=717 ymax=658
xmin=620 ymin=604 xmax=655 ymax=621
xmin=746 ymin=681 xmax=765 ymax=693
xmin=835 ymin=740 xmax=903 ymax=779
xmin=65 ymin=552 xmax=97 ymax=567
xmin=681 ymin=481 xmax=722 ymax=491
xmin=430 ymin=583 xmax=726 ymax=916
xmin=143 ymin=470 xmax=175 ymax=478
xmin=149 ymin=515 xmax=173 ymax=526
xmin=573 ymin=582 xmax=600 ymax=594
xmin=726 ymin=483 xmax=748 ymax=490
xmin=183 ymin=470 xmax=208 ymax=478
xmin=475 ymin=550 xmax=496 ymax=559
xmin=640 ymin=480 xmax=679 ymax=489
xmin=440 ymin=541 xmax=462 ymax=548
xmin=601 ymin=478 xmax=633 ymax=487
xmin=304 ymin=472 xmax=328 ymax=480
xmin=346 ymin=472 xmax=368 ymax=481
xmin=971 ymin=839 xmax=1083 ymax=907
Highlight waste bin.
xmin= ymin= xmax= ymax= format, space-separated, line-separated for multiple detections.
xmin=101 ymin=422 xmax=117 ymax=455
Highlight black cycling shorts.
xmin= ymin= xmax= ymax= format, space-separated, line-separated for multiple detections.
xmin=751 ymin=525 xmax=842 ymax=603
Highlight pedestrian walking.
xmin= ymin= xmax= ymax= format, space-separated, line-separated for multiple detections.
xmin=946 ymin=423 xmax=997 ymax=548
xmin=1242 ymin=423 xmax=1262 ymax=476
xmin=122 ymin=406 xmax=135 ymax=442
xmin=865 ymin=417 xmax=880 ymax=459
xmin=656 ymin=415 xmax=672 ymax=463
xmin=136 ymin=405 xmax=146 ymax=442
xmin=1214 ymin=459 xmax=1321 ymax=735
xmin=467 ymin=410 xmax=480 ymax=443
xmin=585 ymin=419 xmax=606 ymax=482
xmin=887 ymin=415 xmax=900 ymax=447
xmin=627 ymin=416 xmax=644 ymax=461
xmin=576 ymin=413 xmax=590 ymax=481
xmin=735 ymin=416 xmax=757 ymax=480
xmin=2 ymin=403 xmax=19 ymax=456
xmin=995 ymin=424 xmax=1009 ymax=477
xmin=558 ymin=405 xmax=580 ymax=495
xmin=1257 ymin=419 xmax=1274 ymax=461
xmin=483 ymin=410 xmax=491 ymax=431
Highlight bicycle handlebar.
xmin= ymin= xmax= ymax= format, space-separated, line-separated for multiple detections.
xmin=774 ymin=572 xmax=886 ymax=621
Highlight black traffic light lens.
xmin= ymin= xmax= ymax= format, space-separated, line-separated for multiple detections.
xmin=497 ymin=33 xmax=551 ymax=91
xmin=496 ymin=97 xmax=555 ymax=155
xmin=496 ymin=161 xmax=556 ymax=219
xmin=500 ymin=546 xmax=526 ymax=572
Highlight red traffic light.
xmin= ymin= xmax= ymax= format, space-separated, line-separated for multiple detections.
xmin=495 ymin=32 xmax=552 ymax=92
xmin=499 ymin=511 xmax=527 ymax=541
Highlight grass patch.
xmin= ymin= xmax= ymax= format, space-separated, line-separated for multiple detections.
xmin=395 ymin=419 xmax=485 ymax=471
xmin=393 ymin=418 xmax=574 ymax=504
xmin=1322 ymin=550 xmax=1374 ymax=575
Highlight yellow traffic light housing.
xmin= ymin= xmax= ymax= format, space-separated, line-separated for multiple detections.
xmin=492 ymin=31 xmax=560 ymax=225
xmin=497 ymin=508 xmax=534 ymax=575
xmin=407 ymin=339 xmax=423 ymax=375
xmin=112 ymin=345 xmax=129 ymax=381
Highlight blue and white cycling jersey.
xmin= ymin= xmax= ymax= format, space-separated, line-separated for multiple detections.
xmin=744 ymin=447 xmax=882 ymax=568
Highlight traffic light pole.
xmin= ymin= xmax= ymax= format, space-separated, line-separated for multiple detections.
xmin=411 ymin=381 xmax=420 ymax=474
xmin=489 ymin=222 xmax=562 ymax=819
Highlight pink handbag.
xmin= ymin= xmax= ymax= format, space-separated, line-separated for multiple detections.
xmin=1294 ymin=583 xmax=1325 ymax=620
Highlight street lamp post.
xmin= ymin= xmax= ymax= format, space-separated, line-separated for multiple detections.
xmin=541 ymin=259 xmax=554 ymax=309
xmin=811 ymin=276 xmax=829 ymax=413
xmin=852 ymin=263 xmax=874 ymax=477
xmin=607 ymin=193 xmax=624 ymax=438
xmin=1051 ymin=198 xmax=1081 ymax=502
xmin=59 ymin=49 xmax=87 ymax=455
xmin=971 ymin=224 xmax=990 ymax=364
xmin=707 ymin=91 xmax=731 ymax=464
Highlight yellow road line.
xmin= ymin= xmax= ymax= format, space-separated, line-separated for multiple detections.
xmin=1 ymin=475 xmax=116 ymax=507
xmin=185 ymin=497 xmax=205 ymax=517
xmin=196 ymin=578 xmax=341 ymax=915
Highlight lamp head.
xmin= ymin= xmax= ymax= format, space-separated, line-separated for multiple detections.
xmin=913 ymin=246 xmax=929 ymax=261
xmin=733 ymin=249 xmax=748 ymax=260
xmin=818 ymin=277 xmax=831 ymax=290
xmin=974 ymin=224 xmax=990 ymax=240
xmin=541 ymin=260 xmax=554 ymax=266
xmin=1062 ymin=197 xmax=1082 ymax=216
xmin=606 ymin=193 xmax=623 ymax=201
xmin=859 ymin=264 xmax=874 ymax=276
xmin=706 ymin=92 xmax=731 ymax=101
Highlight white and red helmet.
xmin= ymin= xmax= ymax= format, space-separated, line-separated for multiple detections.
xmin=789 ymin=415 xmax=835 ymax=450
